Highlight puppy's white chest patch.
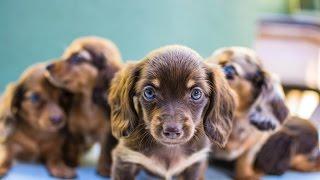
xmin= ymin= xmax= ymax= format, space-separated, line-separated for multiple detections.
xmin=117 ymin=146 xmax=210 ymax=179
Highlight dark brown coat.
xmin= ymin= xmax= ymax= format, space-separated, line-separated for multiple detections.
xmin=108 ymin=45 xmax=235 ymax=179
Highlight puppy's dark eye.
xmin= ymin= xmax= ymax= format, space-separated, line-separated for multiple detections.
xmin=252 ymin=71 xmax=264 ymax=88
xmin=143 ymin=86 xmax=156 ymax=101
xmin=191 ymin=87 xmax=202 ymax=100
xmin=29 ymin=93 xmax=41 ymax=103
xmin=223 ymin=65 xmax=237 ymax=80
xmin=70 ymin=54 xmax=85 ymax=64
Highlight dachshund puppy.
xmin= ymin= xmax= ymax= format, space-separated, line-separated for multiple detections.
xmin=255 ymin=116 xmax=320 ymax=175
xmin=45 ymin=36 xmax=121 ymax=176
xmin=207 ymin=47 xmax=289 ymax=179
xmin=0 ymin=64 xmax=75 ymax=178
xmin=108 ymin=45 xmax=235 ymax=180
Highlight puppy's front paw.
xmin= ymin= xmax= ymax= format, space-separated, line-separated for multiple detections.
xmin=236 ymin=175 xmax=261 ymax=180
xmin=48 ymin=164 xmax=76 ymax=179
xmin=97 ymin=164 xmax=111 ymax=177
xmin=0 ymin=165 xmax=10 ymax=177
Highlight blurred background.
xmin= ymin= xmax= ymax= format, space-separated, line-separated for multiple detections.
xmin=2 ymin=0 xmax=319 ymax=121
xmin=1 ymin=0 xmax=320 ymax=179
xmin=0 ymin=0 xmax=320 ymax=119
xmin=2 ymin=0 xmax=320 ymax=121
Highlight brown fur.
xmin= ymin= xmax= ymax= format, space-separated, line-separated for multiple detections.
xmin=108 ymin=45 xmax=235 ymax=179
xmin=207 ymin=47 xmax=289 ymax=179
xmin=45 ymin=36 xmax=121 ymax=176
xmin=255 ymin=116 xmax=320 ymax=175
xmin=0 ymin=64 xmax=75 ymax=178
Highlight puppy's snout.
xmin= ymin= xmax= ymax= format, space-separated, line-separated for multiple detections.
xmin=50 ymin=115 xmax=63 ymax=125
xmin=162 ymin=123 xmax=183 ymax=139
xmin=46 ymin=64 xmax=55 ymax=71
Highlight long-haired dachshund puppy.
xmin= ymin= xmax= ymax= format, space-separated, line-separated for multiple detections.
xmin=45 ymin=36 xmax=121 ymax=176
xmin=0 ymin=64 xmax=75 ymax=178
xmin=207 ymin=47 xmax=289 ymax=179
xmin=108 ymin=45 xmax=235 ymax=179
xmin=255 ymin=116 xmax=320 ymax=175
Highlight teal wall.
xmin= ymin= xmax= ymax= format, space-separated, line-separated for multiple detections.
xmin=258 ymin=0 xmax=289 ymax=14
xmin=0 ymin=0 xmax=258 ymax=90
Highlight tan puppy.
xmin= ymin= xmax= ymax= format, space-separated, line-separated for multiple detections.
xmin=46 ymin=36 xmax=121 ymax=176
xmin=207 ymin=47 xmax=289 ymax=179
xmin=0 ymin=64 xmax=75 ymax=178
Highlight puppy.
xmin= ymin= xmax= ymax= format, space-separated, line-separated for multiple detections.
xmin=255 ymin=116 xmax=320 ymax=175
xmin=45 ymin=36 xmax=121 ymax=176
xmin=108 ymin=45 xmax=235 ymax=180
xmin=207 ymin=47 xmax=289 ymax=179
xmin=0 ymin=64 xmax=75 ymax=178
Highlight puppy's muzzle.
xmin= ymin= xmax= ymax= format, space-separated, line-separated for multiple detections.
xmin=162 ymin=123 xmax=183 ymax=139
xmin=249 ymin=113 xmax=276 ymax=131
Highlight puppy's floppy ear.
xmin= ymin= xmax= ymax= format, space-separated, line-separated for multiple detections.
xmin=203 ymin=63 xmax=235 ymax=147
xmin=0 ymin=83 xmax=24 ymax=130
xmin=249 ymin=72 xmax=289 ymax=131
xmin=108 ymin=63 xmax=142 ymax=138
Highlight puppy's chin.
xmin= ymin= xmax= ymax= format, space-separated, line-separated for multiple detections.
xmin=150 ymin=128 xmax=194 ymax=147
xmin=45 ymin=71 xmax=79 ymax=93
xmin=38 ymin=120 xmax=66 ymax=133
xmin=44 ymin=125 xmax=64 ymax=133
xmin=157 ymin=139 xmax=189 ymax=147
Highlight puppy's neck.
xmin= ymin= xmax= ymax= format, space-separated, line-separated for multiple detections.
xmin=72 ymin=92 xmax=95 ymax=112
xmin=73 ymin=77 xmax=108 ymax=112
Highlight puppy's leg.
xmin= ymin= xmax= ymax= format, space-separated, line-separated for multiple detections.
xmin=0 ymin=144 xmax=12 ymax=177
xmin=46 ymin=143 xmax=76 ymax=178
xmin=46 ymin=157 xmax=76 ymax=178
xmin=178 ymin=161 xmax=207 ymax=180
xmin=63 ymin=136 xmax=82 ymax=167
xmin=97 ymin=131 xmax=118 ymax=177
xmin=291 ymin=154 xmax=320 ymax=172
xmin=235 ymin=151 xmax=260 ymax=180
xmin=112 ymin=155 xmax=138 ymax=180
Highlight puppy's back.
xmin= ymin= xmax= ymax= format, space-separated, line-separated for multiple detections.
xmin=254 ymin=116 xmax=319 ymax=175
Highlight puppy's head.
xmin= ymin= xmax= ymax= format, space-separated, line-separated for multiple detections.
xmin=109 ymin=45 xmax=235 ymax=147
xmin=0 ymin=64 xmax=68 ymax=133
xmin=46 ymin=36 xmax=121 ymax=94
xmin=208 ymin=47 xmax=289 ymax=130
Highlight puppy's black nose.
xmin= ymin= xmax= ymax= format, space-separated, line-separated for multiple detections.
xmin=162 ymin=124 xmax=182 ymax=139
xmin=50 ymin=115 xmax=63 ymax=125
xmin=46 ymin=64 xmax=55 ymax=71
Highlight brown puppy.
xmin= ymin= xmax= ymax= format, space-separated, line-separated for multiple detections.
xmin=108 ymin=45 xmax=235 ymax=180
xmin=255 ymin=116 xmax=320 ymax=175
xmin=0 ymin=64 xmax=75 ymax=178
xmin=45 ymin=36 xmax=121 ymax=176
xmin=207 ymin=47 xmax=289 ymax=179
